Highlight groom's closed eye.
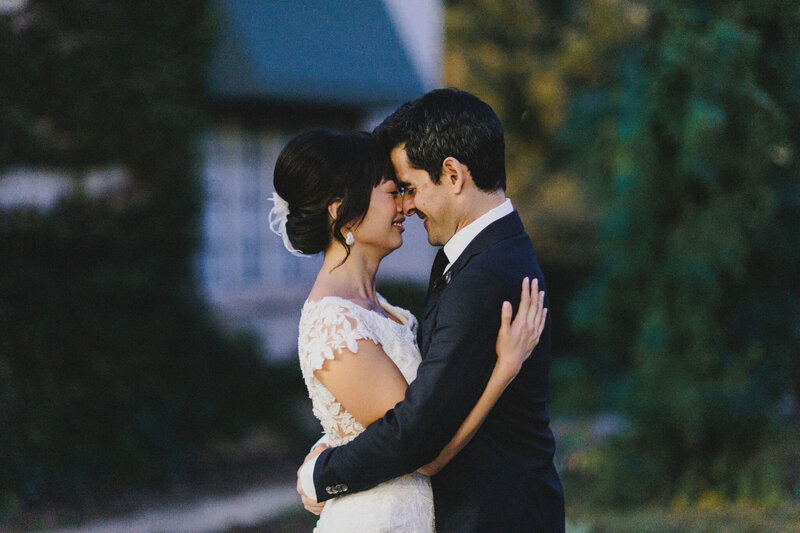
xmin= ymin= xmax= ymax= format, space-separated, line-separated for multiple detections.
xmin=401 ymin=186 xmax=416 ymax=198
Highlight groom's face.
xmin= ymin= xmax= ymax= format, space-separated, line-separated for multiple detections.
xmin=391 ymin=144 xmax=454 ymax=246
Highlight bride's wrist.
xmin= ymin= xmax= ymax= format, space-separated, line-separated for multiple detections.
xmin=495 ymin=358 xmax=520 ymax=381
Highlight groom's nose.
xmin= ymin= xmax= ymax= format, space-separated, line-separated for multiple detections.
xmin=402 ymin=195 xmax=416 ymax=216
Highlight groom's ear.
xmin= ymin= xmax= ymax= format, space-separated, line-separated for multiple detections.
xmin=442 ymin=156 xmax=467 ymax=194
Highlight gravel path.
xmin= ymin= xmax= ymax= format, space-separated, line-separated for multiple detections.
xmin=45 ymin=482 xmax=299 ymax=533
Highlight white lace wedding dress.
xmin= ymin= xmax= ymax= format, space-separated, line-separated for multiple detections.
xmin=298 ymin=294 xmax=435 ymax=533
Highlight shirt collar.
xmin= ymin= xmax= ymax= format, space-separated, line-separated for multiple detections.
xmin=443 ymin=198 xmax=514 ymax=270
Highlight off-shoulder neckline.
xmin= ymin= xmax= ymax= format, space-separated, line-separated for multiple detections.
xmin=303 ymin=294 xmax=411 ymax=327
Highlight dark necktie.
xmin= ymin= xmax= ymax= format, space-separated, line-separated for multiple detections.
xmin=428 ymin=248 xmax=449 ymax=294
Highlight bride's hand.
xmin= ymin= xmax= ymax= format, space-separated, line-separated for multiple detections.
xmin=297 ymin=443 xmax=330 ymax=515
xmin=495 ymin=277 xmax=547 ymax=378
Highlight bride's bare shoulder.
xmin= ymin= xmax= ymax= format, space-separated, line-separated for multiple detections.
xmin=306 ymin=281 xmax=340 ymax=304
xmin=306 ymin=284 xmax=374 ymax=311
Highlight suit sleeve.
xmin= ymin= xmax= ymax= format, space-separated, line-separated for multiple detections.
xmin=312 ymin=265 xmax=515 ymax=502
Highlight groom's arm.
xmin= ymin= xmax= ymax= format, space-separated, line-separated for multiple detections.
xmin=306 ymin=266 xmax=520 ymax=502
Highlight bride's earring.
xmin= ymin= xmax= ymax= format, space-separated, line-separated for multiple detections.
xmin=345 ymin=231 xmax=355 ymax=246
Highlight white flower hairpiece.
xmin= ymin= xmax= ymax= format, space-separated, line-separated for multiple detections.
xmin=268 ymin=191 xmax=307 ymax=258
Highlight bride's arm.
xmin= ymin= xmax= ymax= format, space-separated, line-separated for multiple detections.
xmin=313 ymin=327 xmax=410 ymax=430
xmin=300 ymin=335 xmax=408 ymax=516
xmin=417 ymin=277 xmax=546 ymax=476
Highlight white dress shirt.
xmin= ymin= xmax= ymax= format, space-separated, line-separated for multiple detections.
xmin=300 ymin=198 xmax=515 ymax=501
xmin=442 ymin=198 xmax=514 ymax=272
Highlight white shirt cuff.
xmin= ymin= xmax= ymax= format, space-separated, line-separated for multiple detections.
xmin=310 ymin=434 xmax=330 ymax=452
xmin=300 ymin=455 xmax=319 ymax=502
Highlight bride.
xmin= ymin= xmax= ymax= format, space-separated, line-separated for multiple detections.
xmin=271 ymin=129 xmax=546 ymax=532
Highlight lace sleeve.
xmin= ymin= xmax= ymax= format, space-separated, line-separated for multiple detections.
xmin=298 ymin=299 xmax=380 ymax=374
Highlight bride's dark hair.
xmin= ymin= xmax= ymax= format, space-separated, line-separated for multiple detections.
xmin=273 ymin=129 xmax=384 ymax=259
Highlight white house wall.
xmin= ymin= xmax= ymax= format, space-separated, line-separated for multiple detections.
xmin=199 ymin=125 xmax=323 ymax=360
xmin=199 ymin=126 xmax=322 ymax=294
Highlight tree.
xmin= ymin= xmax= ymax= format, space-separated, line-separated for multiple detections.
xmin=445 ymin=0 xmax=647 ymax=266
xmin=569 ymin=0 xmax=800 ymax=503
xmin=0 ymin=1 xmax=277 ymax=508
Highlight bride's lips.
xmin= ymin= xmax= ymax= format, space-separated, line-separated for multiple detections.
xmin=392 ymin=216 xmax=405 ymax=232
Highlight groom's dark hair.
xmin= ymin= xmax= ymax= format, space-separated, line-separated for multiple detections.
xmin=373 ymin=88 xmax=506 ymax=192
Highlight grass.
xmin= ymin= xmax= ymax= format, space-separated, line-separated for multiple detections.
xmin=555 ymin=414 xmax=800 ymax=532
xmin=262 ymin=412 xmax=800 ymax=532
xmin=8 ymin=405 xmax=797 ymax=532
xmin=262 ymin=501 xmax=800 ymax=533
xmin=566 ymin=501 xmax=800 ymax=532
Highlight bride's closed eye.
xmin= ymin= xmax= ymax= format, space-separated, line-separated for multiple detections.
xmin=387 ymin=183 xmax=402 ymax=197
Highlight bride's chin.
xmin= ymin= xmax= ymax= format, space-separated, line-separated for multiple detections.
xmin=376 ymin=239 xmax=403 ymax=259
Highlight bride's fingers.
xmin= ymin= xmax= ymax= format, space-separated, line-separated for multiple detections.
xmin=500 ymin=300 xmax=512 ymax=331
xmin=536 ymin=307 xmax=547 ymax=341
xmin=302 ymin=495 xmax=324 ymax=515
xmin=517 ymin=277 xmax=531 ymax=328
xmin=538 ymin=308 xmax=547 ymax=343
xmin=526 ymin=279 xmax=540 ymax=333
xmin=534 ymin=288 xmax=544 ymax=333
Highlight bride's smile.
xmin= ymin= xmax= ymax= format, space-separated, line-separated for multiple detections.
xmin=350 ymin=178 xmax=406 ymax=255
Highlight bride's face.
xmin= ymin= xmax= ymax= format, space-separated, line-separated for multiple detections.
xmin=351 ymin=178 xmax=405 ymax=255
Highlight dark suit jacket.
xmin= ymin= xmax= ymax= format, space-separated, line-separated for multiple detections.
xmin=312 ymin=211 xmax=565 ymax=532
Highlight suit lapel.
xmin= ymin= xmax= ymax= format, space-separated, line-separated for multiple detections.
xmin=439 ymin=210 xmax=526 ymax=291
xmin=418 ymin=211 xmax=526 ymax=357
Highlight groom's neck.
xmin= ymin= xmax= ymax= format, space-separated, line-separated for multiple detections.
xmin=453 ymin=189 xmax=506 ymax=234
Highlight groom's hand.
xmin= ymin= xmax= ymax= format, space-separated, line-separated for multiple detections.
xmin=297 ymin=443 xmax=330 ymax=515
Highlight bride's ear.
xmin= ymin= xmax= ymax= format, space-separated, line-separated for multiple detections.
xmin=328 ymin=199 xmax=343 ymax=221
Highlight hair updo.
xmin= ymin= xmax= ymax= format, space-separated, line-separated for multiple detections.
xmin=273 ymin=129 xmax=384 ymax=257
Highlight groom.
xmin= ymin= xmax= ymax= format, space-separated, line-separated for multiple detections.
xmin=297 ymin=88 xmax=565 ymax=532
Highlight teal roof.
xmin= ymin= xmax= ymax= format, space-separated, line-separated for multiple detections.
xmin=208 ymin=0 xmax=425 ymax=107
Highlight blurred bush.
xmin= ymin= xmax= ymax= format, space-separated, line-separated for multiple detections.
xmin=0 ymin=1 xmax=279 ymax=510
xmin=566 ymin=0 xmax=800 ymax=504
xmin=444 ymin=0 xmax=628 ymax=423
xmin=376 ymin=280 xmax=428 ymax=320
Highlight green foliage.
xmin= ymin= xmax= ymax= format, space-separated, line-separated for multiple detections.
xmin=566 ymin=500 xmax=800 ymax=533
xmin=568 ymin=0 xmax=800 ymax=503
xmin=445 ymin=0 xmax=644 ymax=265
xmin=0 ymin=1 xmax=278 ymax=506
xmin=375 ymin=280 xmax=427 ymax=320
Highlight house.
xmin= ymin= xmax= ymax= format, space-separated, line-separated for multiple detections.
xmin=200 ymin=0 xmax=443 ymax=359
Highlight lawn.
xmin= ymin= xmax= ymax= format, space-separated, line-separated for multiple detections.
xmin=261 ymin=502 xmax=800 ymax=532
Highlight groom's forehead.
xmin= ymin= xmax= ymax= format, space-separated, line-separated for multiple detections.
xmin=390 ymin=145 xmax=435 ymax=184
xmin=390 ymin=151 xmax=412 ymax=176
xmin=397 ymin=172 xmax=424 ymax=186
xmin=390 ymin=143 xmax=411 ymax=163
